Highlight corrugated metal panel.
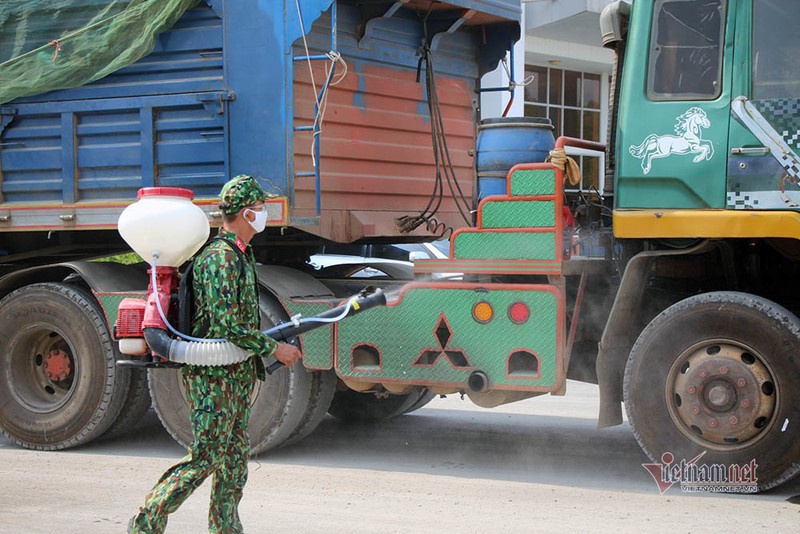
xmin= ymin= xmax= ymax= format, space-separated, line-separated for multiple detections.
xmin=156 ymin=104 xmax=226 ymax=196
xmin=0 ymin=113 xmax=63 ymax=203
xmin=76 ymin=109 xmax=142 ymax=201
xmin=292 ymin=5 xmax=479 ymax=241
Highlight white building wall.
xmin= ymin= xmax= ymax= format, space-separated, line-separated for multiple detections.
xmin=479 ymin=4 xmax=527 ymax=119
xmin=481 ymin=0 xmax=616 ymax=132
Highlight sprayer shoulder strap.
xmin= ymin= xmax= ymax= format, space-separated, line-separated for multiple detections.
xmin=210 ymin=235 xmax=249 ymax=279
xmin=178 ymin=236 xmax=249 ymax=337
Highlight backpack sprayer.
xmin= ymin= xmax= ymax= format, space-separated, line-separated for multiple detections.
xmin=114 ymin=187 xmax=387 ymax=371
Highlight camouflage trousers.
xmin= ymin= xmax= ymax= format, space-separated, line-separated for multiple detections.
xmin=131 ymin=360 xmax=256 ymax=534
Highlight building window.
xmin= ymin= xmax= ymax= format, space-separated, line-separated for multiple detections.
xmin=523 ymin=65 xmax=603 ymax=192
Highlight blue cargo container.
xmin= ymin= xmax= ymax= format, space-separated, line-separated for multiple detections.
xmin=0 ymin=0 xmax=519 ymax=241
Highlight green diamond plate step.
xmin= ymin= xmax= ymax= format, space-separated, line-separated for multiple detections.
xmin=413 ymin=257 xmax=561 ymax=275
xmin=412 ymin=163 xmax=563 ymax=276
xmin=480 ymin=198 xmax=556 ymax=229
xmin=452 ymin=229 xmax=557 ymax=261
xmin=509 ymin=167 xmax=556 ymax=197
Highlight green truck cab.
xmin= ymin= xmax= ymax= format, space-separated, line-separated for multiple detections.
xmin=596 ymin=0 xmax=800 ymax=491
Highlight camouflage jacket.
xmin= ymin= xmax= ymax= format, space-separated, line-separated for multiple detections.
xmin=191 ymin=229 xmax=277 ymax=377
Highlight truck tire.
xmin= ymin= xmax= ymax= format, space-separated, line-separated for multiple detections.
xmin=402 ymin=389 xmax=436 ymax=414
xmin=282 ymin=368 xmax=337 ymax=447
xmin=101 ymin=368 xmax=151 ymax=440
xmin=327 ymin=389 xmax=422 ymax=422
xmin=624 ymin=291 xmax=800 ymax=491
xmin=148 ymin=294 xmax=323 ymax=455
xmin=149 ymin=360 xmax=317 ymax=455
xmin=0 ymin=283 xmax=129 ymax=450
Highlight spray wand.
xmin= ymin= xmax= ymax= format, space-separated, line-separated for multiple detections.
xmin=118 ymin=286 xmax=387 ymax=372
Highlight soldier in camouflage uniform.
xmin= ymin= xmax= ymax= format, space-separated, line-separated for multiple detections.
xmin=130 ymin=175 xmax=302 ymax=534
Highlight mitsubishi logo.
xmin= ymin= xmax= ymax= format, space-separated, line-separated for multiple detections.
xmin=412 ymin=313 xmax=472 ymax=369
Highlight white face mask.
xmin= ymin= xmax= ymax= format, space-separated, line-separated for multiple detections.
xmin=244 ymin=205 xmax=268 ymax=233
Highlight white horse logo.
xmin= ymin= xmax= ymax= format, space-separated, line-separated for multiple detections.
xmin=629 ymin=107 xmax=715 ymax=175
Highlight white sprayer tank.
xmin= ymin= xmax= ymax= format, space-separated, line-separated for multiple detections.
xmin=118 ymin=187 xmax=210 ymax=267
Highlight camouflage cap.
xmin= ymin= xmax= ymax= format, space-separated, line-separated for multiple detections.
xmin=218 ymin=175 xmax=271 ymax=214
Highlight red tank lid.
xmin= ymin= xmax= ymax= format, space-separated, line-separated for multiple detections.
xmin=137 ymin=187 xmax=195 ymax=200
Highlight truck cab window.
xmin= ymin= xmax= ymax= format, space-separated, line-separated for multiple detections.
xmin=647 ymin=0 xmax=725 ymax=100
xmin=752 ymin=0 xmax=800 ymax=99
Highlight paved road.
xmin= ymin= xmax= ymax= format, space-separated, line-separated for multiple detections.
xmin=1 ymin=381 xmax=798 ymax=533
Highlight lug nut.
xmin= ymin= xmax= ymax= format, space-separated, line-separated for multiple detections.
xmin=699 ymin=370 xmax=707 ymax=378
xmin=740 ymin=399 xmax=750 ymax=409
xmin=688 ymin=386 xmax=697 ymax=394
xmin=692 ymin=407 xmax=700 ymax=415
xmin=719 ymin=366 xmax=729 ymax=375
xmin=708 ymin=419 xmax=718 ymax=428
xmin=729 ymin=416 xmax=738 ymax=425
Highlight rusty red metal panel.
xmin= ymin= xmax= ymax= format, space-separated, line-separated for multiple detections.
xmin=293 ymin=62 xmax=475 ymax=242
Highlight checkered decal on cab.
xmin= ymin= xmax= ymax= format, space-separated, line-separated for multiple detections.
xmin=777 ymin=151 xmax=800 ymax=180
xmin=754 ymin=99 xmax=800 ymax=151
xmin=726 ymin=191 xmax=759 ymax=209
xmin=784 ymin=129 xmax=800 ymax=149
xmin=754 ymin=98 xmax=800 ymax=179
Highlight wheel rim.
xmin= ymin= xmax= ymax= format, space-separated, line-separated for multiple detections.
xmin=8 ymin=324 xmax=77 ymax=413
xmin=666 ymin=339 xmax=777 ymax=450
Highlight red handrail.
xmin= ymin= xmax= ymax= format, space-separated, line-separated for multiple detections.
xmin=555 ymin=136 xmax=606 ymax=152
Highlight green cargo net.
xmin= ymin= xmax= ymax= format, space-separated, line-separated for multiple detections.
xmin=0 ymin=0 xmax=199 ymax=105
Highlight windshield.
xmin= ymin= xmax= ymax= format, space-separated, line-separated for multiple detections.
xmin=752 ymin=0 xmax=800 ymax=99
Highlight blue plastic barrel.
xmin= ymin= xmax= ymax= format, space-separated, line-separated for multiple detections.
xmin=476 ymin=117 xmax=555 ymax=200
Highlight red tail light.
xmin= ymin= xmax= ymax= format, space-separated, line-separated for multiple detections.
xmin=508 ymin=301 xmax=530 ymax=324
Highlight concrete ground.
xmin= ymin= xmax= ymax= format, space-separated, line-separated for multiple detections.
xmin=1 ymin=381 xmax=798 ymax=533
